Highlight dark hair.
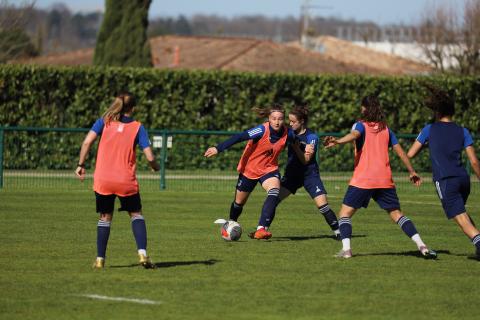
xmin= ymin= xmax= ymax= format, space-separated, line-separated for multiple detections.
xmin=360 ymin=95 xmax=386 ymax=131
xmin=252 ymin=104 xmax=285 ymax=118
xmin=424 ymin=84 xmax=455 ymax=118
xmin=103 ymin=92 xmax=136 ymax=125
xmin=289 ymin=105 xmax=309 ymax=125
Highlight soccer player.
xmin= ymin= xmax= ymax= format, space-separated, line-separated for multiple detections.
xmin=204 ymin=106 xmax=295 ymax=239
xmin=407 ymin=86 xmax=480 ymax=260
xmin=324 ymin=95 xmax=437 ymax=259
xmin=278 ymin=106 xmax=340 ymax=239
xmin=75 ymin=93 xmax=160 ymax=269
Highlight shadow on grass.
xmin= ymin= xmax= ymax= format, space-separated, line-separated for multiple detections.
xmin=354 ymin=249 xmax=451 ymax=259
xmin=109 ymin=259 xmax=220 ymax=269
xmin=273 ymin=234 xmax=367 ymax=242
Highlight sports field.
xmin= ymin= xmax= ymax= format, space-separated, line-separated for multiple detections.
xmin=1 ymin=185 xmax=479 ymax=320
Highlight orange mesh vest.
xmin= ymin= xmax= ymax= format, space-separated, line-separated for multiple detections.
xmin=93 ymin=121 xmax=141 ymax=196
xmin=349 ymin=121 xmax=394 ymax=189
xmin=237 ymin=123 xmax=288 ymax=179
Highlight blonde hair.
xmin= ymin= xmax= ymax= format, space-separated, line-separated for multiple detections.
xmin=102 ymin=93 xmax=136 ymax=125
xmin=252 ymin=104 xmax=285 ymax=118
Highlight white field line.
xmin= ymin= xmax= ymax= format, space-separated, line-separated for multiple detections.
xmin=78 ymin=294 xmax=161 ymax=305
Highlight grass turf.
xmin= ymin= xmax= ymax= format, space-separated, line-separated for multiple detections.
xmin=0 ymin=187 xmax=479 ymax=320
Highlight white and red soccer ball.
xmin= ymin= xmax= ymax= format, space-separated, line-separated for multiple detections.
xmin=214 ymin=219 xmax=242 ymax=241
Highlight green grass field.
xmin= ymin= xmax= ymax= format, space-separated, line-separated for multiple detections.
xmin=1 ymin=185 xmax=479 ymax=320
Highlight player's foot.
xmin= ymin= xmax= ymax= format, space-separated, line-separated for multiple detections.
xmin=92 ymin=257 xmax=105 ymax=269
xmin=248 ymin=228 xmax=272 ymax=240
xmin=333 ymin=230 xmax=341 ymax=241
xmin=138 ymin=254 xmax=156 ymax=269
xmin=419 ymin=246 xmax=438 ymax=260
xmin=335 ymin=249 xmax=352 ymax=259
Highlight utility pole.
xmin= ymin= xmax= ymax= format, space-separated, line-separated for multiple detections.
xmin=300 ymin=0 xmax=333 ymax=49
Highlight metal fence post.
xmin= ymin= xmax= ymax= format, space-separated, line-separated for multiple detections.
xmin=0 ymin=127 xmax=4 ymax=189
xmin=159 ymin=130 xmax=168 ymax=190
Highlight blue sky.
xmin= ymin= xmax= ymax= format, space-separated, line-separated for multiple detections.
xmin=34 ymin=0 xmax=460 ymax=25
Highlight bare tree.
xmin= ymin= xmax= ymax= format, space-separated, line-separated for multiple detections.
xmin=0 ymin=0 xmax=37 ymax=63
xmin=417 ymin=0 xmax=480 ymax=75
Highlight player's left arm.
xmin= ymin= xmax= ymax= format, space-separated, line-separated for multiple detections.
xmin=391 ymin=130 xmax=421 ymax=186
xmin=75 ymin=130 xmax=98 ymax=181
xmin=464 ymin=128 xmax=480 ymax=180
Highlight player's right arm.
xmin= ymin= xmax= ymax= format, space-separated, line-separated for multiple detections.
xmin=75 ymin=130 xmax=98 ymax=181
xmin=407 ymin=125 xmax=430 ymax=158
xmin=204 ymin=125 xmax=264 ymax=158
xmin=324 ymin=123 xmax=362 ymax=148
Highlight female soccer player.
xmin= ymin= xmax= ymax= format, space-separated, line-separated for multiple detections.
xmin=75 ymin=93 xmax=160 ymax=269
xmin=407 ymin=86 xmax=480 ymax=260
xmin=278 ymin=106 xmax=340 ymax=239
xmin=204 ymin=106 xmax=294 ymax=239
xmin=324 ymin=95 xmax=437 ymax=259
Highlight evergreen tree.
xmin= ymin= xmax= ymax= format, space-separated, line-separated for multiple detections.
xmin=94 ymin=0 xmax=152 ymax=67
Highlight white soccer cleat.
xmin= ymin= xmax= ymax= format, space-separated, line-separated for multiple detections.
xmin=214 ymin=218 xmax=228 ymax=225
xmin=335 ymin=249 xmax=352 ymax=259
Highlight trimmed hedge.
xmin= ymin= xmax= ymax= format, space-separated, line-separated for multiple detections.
xmin=1 ymin=65 xmax=479 ymax=171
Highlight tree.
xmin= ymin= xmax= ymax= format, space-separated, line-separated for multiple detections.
xmin=417 ymin=0 xmax=480 ymax=75
xmin=0 ymin=0 xmax=37 ymax=63
xmin=94 ymin=0 xmax=152 ymax=67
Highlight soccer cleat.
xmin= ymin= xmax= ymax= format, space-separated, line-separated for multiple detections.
xmin=248 ymin=228 xmax=272 ymax=240
xmin=419 ymin=246 xmax=438 ymax=260
xmin=138 ymin=254 xmax=156 ymax=269
xmin=334 ymin=249 xmax=352 ymax=259
xmin=92 ymin=257 xmax=105 ymax=269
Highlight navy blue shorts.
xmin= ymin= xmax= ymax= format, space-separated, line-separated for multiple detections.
xmin=434 ymin=176 xmax=470 ymax=219
xmin=281 ymin=172 xmax=327 ymax=198
xmin=343 ymin=185 xmax=400 ymax=211
xmin=95 ymin=192 xmax=142 ymax=213
xmin=236 ymin=170 xmax=281 ymax=192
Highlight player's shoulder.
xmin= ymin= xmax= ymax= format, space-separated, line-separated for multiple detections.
xmin=247 ymin=124 xmax=265 ymax=137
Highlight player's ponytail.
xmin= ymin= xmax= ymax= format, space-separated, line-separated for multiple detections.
xmin=103 ymin=93 xmax=137 ymax=125
xmin=290 ymin=105 xmax=309 ymax=125
xmin=252 ymin=104 xmax=285 ymax=118
xmin=360 ymin=95 xmax=386 ymax=131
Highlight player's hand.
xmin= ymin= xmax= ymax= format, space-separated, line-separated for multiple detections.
xmin=305 ymin=143 xmax=314 ymax=156
xmin=409 ymin=172 xmax=422 ymax=187
xmin=150 ymin=161 xmax=160 ymax=172
xmin=75 ymin=166 xmax=86 ymax=182
xmin=204 ymin=147 xmax=218 ymax=158
xmin=323 ymin=136 xmax=337 ymax=148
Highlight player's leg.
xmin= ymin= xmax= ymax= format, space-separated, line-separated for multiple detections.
xmin=313 ymin=194 xmax=340 ymax=239
xmin=229 ymin=174 xmax=254 ymax=221
xmin=335 ymin=186 xmax=369 ymax=258
xmin=305 ymin=176 xmax=340 ymax=239
xmin=443 ymin=176 xmax=479 ymax=258
xmin=336 ymin=204 xmax=356 ymax=258
xmin=94 ymin=192 xmax=115 ymax=268
xmin=121 ymin=193 xmax=155 ymax=269
xmin=378 ymin=189 xmax=437 ymax=259
xmin=253 ymin=171 xmax=282 ymax=239
xmin=452 ymin=213 xmax=480 ymax=258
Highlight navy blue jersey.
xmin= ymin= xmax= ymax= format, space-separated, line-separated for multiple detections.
xmin=216 ymin=124 xmax=295 ymax=152
xmin=285 ymin=128 xmax=319 ymax=175
xmin=416 ymin=122 xmax=473 ymax=180
xmin=91 ymin=115 xmax=151 ymax=150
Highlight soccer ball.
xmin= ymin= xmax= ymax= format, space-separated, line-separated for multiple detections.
xmin=213 ymin=218 xmax=242 ymax=241
xmin=220 ymin=220 xmax=242 ymax=241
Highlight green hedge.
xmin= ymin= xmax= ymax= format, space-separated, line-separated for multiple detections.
xmin=1 ymin=65 xmax=479 ymax=171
